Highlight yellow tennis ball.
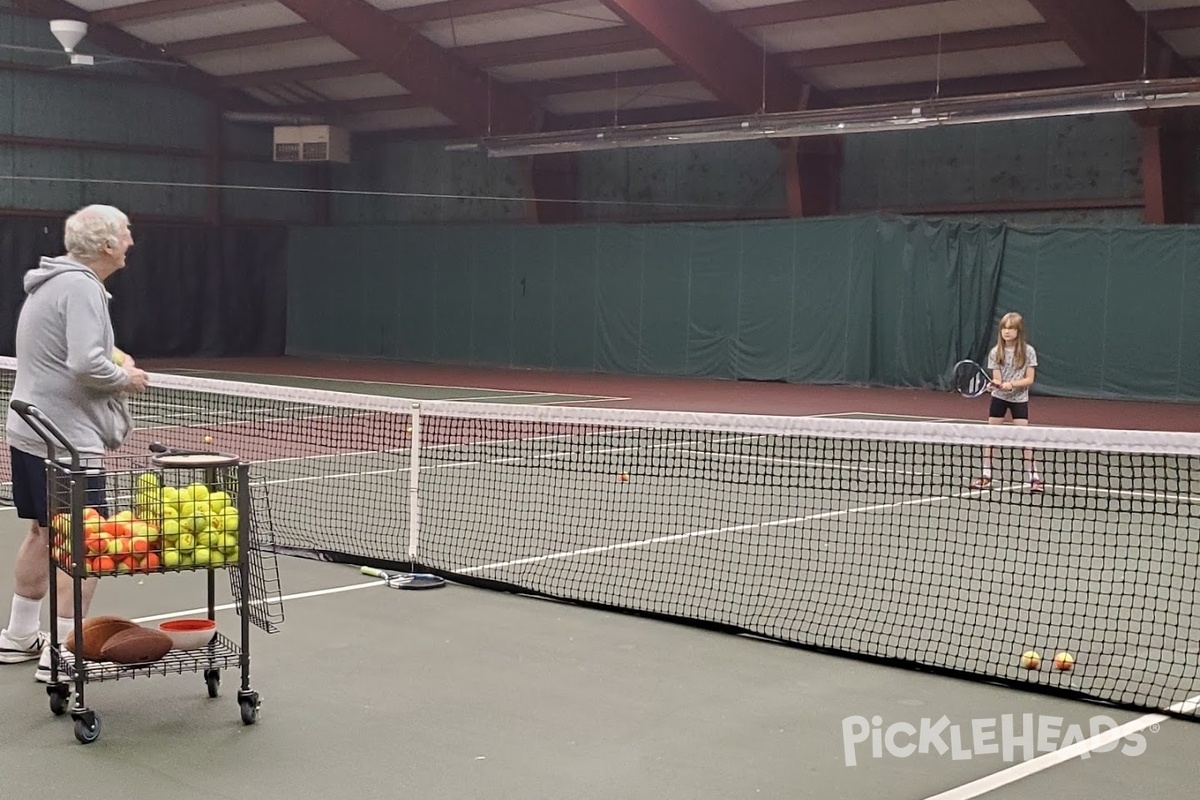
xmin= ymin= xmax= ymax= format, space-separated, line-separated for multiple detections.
xmin=112 ymin=349 xmax=125 ymax=366
xmin=1020 ymin=650 xmax=1041 ymax=670
xmin=219 ymin=507 xmax=239 ymax=532
xmin=207 ymin=490 xmax=229 ymax=512
xmin=203 ymin=435 xmax=213 ymax=444
xmin=1053 ymin=652 xmax=1075 ymax=672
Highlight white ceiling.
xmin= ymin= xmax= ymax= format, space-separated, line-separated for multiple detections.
xmin=10 ymin=0 xmax=1200 ymax=134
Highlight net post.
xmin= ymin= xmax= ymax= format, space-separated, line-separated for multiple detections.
xmin=408 ymin=402 xmax=421 ymax=566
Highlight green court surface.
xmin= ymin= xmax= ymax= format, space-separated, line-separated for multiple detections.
xmin=1 ymin=510 xmax=1199 ymax=800
xmin=2 ymin=376 xmax=1198 ymax=798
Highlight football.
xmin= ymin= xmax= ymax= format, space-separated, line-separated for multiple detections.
xmin=64 ymin=615 xmax=138 ymax=660
xmin=98 ymin=626 xmax=173 ymax=664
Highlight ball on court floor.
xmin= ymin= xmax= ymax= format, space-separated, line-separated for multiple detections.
xmin=1019 ymin=650 xmax=1041 ymax=670
xmin=1054 ymin=652 xmax=1075 ymax=671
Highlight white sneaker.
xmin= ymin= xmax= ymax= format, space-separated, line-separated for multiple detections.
xmin=0 ymin=629 xmax=48 ymax=664
xmin=35 ymin=643 xmax=60 ymax=683
xmin=37 ymin=644 xmax=119 ymax=683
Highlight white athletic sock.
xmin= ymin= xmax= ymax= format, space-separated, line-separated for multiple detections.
xmin=5 ymin=595 xmax=42 ymax=641
xmin=57 ymin=617 xmax=74 ymax=643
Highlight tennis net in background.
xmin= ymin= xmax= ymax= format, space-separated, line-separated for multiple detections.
xmin=2 ymin=357 xmax=1199 ymax=719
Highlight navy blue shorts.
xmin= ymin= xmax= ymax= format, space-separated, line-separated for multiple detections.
xmin=988 ymin=396 xmax=1029 ymax=421
xmin=8 ymin=447 xmax=109 ymax=527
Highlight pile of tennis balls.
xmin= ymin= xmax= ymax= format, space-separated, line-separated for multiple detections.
xmin=133 ymin=472 xmax=240 ymax=569
xmin=49 ymin=473 xmax=240 ymax=576
xmin=50 ymin=508 xmax=162 ymax=575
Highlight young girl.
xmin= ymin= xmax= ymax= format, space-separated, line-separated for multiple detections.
xmin=970 ymin=312 xmax=1043 ymax=492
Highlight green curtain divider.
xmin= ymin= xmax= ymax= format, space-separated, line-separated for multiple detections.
xmin=287 ymin=215 xmax=1200 ymax=403
xmin=997 ymin=226 xmax=1200 ymax=402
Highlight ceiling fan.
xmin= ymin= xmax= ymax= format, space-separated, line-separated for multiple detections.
xmin=0 ymin=19 xmax=185 ymax=70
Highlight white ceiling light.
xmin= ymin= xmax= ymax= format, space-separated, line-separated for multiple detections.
xmin=476 ymin=78 xmax=1200 ymax=158
xmin=49 ymin=19 xmax=93 ymax=66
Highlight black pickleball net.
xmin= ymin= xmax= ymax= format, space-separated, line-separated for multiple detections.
xmin=3 ymin=356 xmax=1199 ymax=719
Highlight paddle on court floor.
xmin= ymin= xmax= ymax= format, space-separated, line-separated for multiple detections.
xmin=361 ymin=565 xmax=445 ymax=590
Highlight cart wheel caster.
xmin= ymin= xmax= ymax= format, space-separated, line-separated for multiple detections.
xmin=204 ymin=669 xmax=220 ymax=698
xmin=47 ymin=685 xmax=70 ymax=716
xmin=73 ymin=714 xmax=101 ymax=744
xmin=239 ymin=693 xmax=260 ymax=725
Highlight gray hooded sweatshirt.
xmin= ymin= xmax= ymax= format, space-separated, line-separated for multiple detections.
xmin=5 ymin=255 xmax=133 ymax=458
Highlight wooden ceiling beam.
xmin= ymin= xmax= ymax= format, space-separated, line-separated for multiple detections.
xmin=1025 ymin=0 xmax=1189 ymax=80
xmin=273 ymin=0 xmax=545 ymax=136
xmin=596 ymin=0 xmax=810 ymax=113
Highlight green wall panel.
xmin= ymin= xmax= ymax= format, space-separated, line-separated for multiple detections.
xmin=287 ymin=215 xmax=1200 ymax=403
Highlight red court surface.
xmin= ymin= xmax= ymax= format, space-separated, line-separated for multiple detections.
xmin=144 ymin=356 xmax=1200 ymax=433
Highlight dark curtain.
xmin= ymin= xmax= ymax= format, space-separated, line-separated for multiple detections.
xmin=0 ymin=216 xmax=287 ymax=358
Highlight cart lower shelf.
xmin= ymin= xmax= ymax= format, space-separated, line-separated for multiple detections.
xmin=52 ymin=632 xmax=243 ymax=683
xmin=46 ymin=631 xmax=261 ymax=743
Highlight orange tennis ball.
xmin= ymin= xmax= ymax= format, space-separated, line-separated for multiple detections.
xmin=1054 ymin=652 xmax=1075 ymax=671
xmin=618 ymin=472 xmax=629 ymax=482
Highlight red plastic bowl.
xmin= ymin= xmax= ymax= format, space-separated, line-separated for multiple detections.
xmin=158 ymin=618 xmax=217 ymax=650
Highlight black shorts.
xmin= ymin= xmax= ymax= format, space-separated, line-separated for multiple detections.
xmin=988 ymin=397 xmax=1029 ymax=421
xmin=9 ymin=447 xmax=109 ymax=527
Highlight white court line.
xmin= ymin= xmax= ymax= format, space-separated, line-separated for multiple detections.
xmin=444 ymin=392 xmax=599 ymax=402
xmin=543 ymin=396 xmax=632 ymax=406
xmin=128 ymin=579 xmax=387 ymax=624
xmin=161 ymin=371 xmax=622 ymax=406
xmin=921 ymin=695 xmax=1200 ymax=800
xmin=806 ymin=412 xmax=953 ymax=422
xmin=251 ymin=431 xmax=930 ymax=489
xmin=671 ymin=447 xmax=924 ymax=476
xmin=455 ymin=485 xmax=1014 ymax=573
xmin=162 ymin=368 xmax=581 ymax=397
xmin=1045 ymin=483 xmax=1200 ymax=503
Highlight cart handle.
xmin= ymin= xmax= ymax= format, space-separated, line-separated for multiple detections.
xmin=9 ymin=400 xmax=81 ymax=468
xmin=149 ymin=441 xmax=221 ymax=457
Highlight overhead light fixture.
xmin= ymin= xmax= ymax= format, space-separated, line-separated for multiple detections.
xmin=478 ymin=78 xmax=1200 ymax=158
xmin=49 ymin=19 xmax=93 ymax=66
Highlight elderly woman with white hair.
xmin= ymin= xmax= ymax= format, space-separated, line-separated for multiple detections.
xmin=0 ymin=204 xmax=149 ymax=682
